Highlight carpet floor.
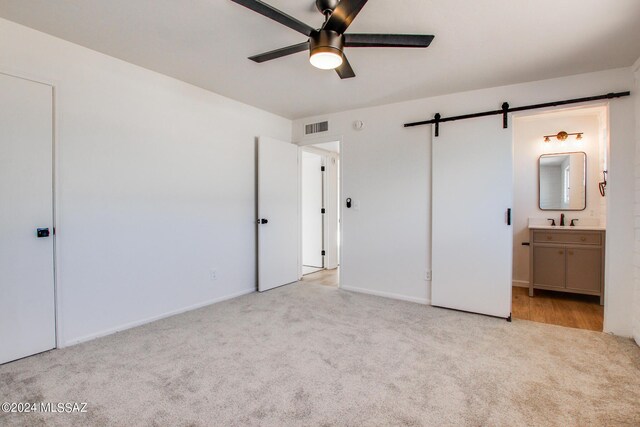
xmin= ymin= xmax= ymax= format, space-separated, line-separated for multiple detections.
xmin=1 ymin=282 xmax=639 ymax=426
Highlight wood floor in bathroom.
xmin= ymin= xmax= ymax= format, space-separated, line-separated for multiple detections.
xmin=303 ymin=271 xmax=603 ymax=331
xmin=512 ymin=286 xmax=604 ymax=331
xmin=302 ymin=268 xmax=339 ymax=287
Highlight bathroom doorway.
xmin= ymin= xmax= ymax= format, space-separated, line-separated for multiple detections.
xmin=300 ymin=140 xmax=340 ymax=288
xmin=511 ymin=105 xmax=608 ymax=331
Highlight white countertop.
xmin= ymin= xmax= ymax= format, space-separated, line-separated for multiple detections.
xmin=528 ymin=225 xmax=606 ymax=231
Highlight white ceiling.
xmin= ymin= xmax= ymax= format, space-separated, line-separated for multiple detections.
xmin=1 ymin=0 xmax=639 ymax=119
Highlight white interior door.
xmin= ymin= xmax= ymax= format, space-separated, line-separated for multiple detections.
xmin=302 ymin=151 xmax=323 ymax=268
xmin=0 ymin=73 xmax=55 ymax=364
xmin=257 ymin=136 xmax=299 ymax=292
xmin=431 ymin=117 xmax=513 ymax=318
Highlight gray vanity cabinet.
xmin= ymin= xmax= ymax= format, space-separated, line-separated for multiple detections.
xmin=532 ymin=245 xmax=566 ymax=290
xmin=566 ymin=247 xmax=602 ymax=293
xmin=529 ymin=228 xmax=605 ymax=304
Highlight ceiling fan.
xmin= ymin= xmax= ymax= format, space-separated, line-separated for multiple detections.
xmin=230 ymin=0 xmax=434 ymax=79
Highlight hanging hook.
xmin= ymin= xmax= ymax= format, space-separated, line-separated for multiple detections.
xmin=599 ymin=170 xmax=607 ymax=197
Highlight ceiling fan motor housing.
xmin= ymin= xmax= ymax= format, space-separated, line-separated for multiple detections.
xmin=309 ymin=30 xmax=344 ymax=59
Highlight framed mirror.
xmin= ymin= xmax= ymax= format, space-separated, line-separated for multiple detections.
xmin=539 ymin=152 xmax=586 ymax=211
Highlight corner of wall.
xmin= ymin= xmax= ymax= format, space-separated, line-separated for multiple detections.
xmin=633 ymin=57 xmax=640 ymax=346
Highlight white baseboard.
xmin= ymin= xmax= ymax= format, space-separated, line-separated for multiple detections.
xmin=512 ymin=280 xmax=529 ymax=288
xmin=341 ymin=285 xmax=430 ymax=305
xmin=62 ymin=288 xmax=255 ymax=347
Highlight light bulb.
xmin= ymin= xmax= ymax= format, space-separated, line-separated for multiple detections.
xmin=309 ymin=51 xmax=343 ymax=70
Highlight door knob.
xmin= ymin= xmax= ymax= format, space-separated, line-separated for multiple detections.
xmin=36 ymin=228 xmax=50 ymax=238
xmin=257 ymin=219 xmax=268 ymax=224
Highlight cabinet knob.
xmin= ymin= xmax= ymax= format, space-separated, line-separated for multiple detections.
xmin=580 ymin=236 xmax=586 ymax=241
xmin=547 ymin=236 xmax=553 ymax=240
xmin=568 ymin=250 xmax=574 ymax=255
xmin=558 ymin=250 xmax=564 ymax=254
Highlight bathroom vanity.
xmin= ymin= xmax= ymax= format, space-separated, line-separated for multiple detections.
xmin=528 ymin=226 xmax=605 ymax=304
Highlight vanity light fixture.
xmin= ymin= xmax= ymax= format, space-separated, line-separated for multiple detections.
xmin=543 ymin=131 xmax=583 ymax=143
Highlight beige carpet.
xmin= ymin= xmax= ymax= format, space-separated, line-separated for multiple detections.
xmin=1 ymin=282 xmax=639 ymax=426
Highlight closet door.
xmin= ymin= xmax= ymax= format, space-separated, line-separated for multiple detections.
xmin=431 ymin=118 xmax=513 ymax=318
xmin=257 ymin=136 xmax=299 ymax=292
xmin=0 ymin=73 xmax=56 ymax=364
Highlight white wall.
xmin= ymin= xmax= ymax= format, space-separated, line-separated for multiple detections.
xmin=293 ymin=68 xmax=636 ymax=336
xmin=634 ymin=57 xmax=640 ymax=346
xmin=513 ymin=111 xmax=605 ymax=284
xmin=0 ymin=18 xmax=291 ymax=346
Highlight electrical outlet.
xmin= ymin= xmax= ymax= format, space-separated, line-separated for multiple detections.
xmin=425 ymin=270 xmax=432 ymax=281
xmin=210 ymin=269 xmax=217 ymax=281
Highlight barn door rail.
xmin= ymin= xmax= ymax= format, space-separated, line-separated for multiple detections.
xmin=403 ymin=91 xmax=630 ymax=137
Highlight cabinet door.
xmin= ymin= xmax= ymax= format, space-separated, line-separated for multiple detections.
xmin=533 ymin=246 xmax=565 ymax=289
xmin=566 ymin=247 xmax=601 ymax=293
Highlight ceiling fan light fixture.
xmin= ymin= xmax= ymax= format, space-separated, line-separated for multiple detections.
xmin=309 ymin=30 xmax=344 ymax=70
xmin=310 ymin=50 xmax=343 ymax=69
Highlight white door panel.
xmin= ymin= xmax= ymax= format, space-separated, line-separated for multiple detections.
xmin=0 ymin=73 xmax=55 ymax=364
xmin=257 ymin=136 xmax=299 ymax=292
xmin=431 ymin=118 xmax=513 ymax=318
xmin=302 ymin=151 xmax=323 ymax=268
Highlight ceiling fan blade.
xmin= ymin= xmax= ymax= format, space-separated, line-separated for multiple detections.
xmin=335 ymin=55 xmax=356 ymax=79
xmin=230 ymin=0 xmax=315 ymax=36
xmin=324 ymin=0 xmax=368 ymax=34
xmin=249 ymin=42 xmax=309 ymax=63
xmin=344 ymin=34 xmax=434 ymax=48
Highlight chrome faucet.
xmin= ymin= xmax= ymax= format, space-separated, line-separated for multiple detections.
xmin=560 ymin=213 xmax=565 ymax=226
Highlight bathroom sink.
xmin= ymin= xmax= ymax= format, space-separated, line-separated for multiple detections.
xmin=528 ymin=224 xmax=606 ymax=231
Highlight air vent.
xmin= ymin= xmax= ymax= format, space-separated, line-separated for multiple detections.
xmin=305 ymin=121 xmax=329 ymax=135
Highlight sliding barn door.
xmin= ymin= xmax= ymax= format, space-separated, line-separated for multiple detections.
xmin=0 ymin=73 xmax=56 ymax=364
xmin=431 ymin=118 xmax=513 ymax=318
xmin=257 ymin=136 xmax=299 ymax=292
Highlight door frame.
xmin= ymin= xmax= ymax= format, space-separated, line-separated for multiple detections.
xmin=510 ymin=102 xmax=610 ymax=327
xmin=1 ymin=70 xmax=60 ymax=349
xmin=296 ymin=135 xmax=343 ymax=287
